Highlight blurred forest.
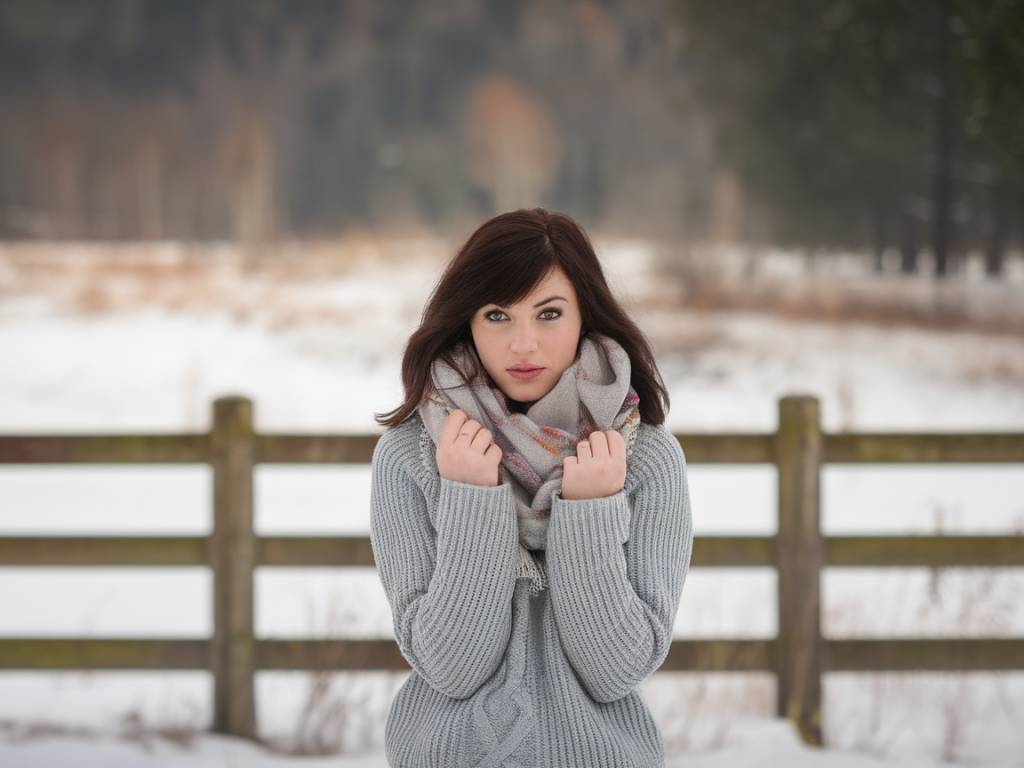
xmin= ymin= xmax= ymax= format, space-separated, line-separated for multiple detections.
xmin=0 ymin=0 xmax=1021 ymax=277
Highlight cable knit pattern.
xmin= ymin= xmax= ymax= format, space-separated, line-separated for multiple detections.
xmin=370 ymin=411 xmax=693 ymax=767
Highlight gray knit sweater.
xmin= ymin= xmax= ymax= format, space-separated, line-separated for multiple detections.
xmin=369 ymin=411 xmax=693 ymax=767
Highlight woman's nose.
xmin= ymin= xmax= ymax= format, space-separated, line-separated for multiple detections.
xmin=510 ymin=326 xmax=538 ymax=354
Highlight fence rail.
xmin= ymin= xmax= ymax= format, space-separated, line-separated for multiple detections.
xmin=1 ymin=394 xmax=1022 ymax=746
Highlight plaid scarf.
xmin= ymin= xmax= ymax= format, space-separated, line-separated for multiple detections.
xmin=417 ymin=331 xmax=641 ymax=595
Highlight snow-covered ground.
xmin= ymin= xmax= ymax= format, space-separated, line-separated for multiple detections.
xmin=0 ymin=240 xmax=1022 ymax=766
xmin=0 ymin=717 xmax=1003 ymax=768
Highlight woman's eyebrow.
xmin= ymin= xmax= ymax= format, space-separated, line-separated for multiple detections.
xmin=492 ymin=295 xmax=568 ymax=309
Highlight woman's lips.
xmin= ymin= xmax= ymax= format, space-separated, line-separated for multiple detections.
xmin=507 ymin=367 xmax=544 ymax=380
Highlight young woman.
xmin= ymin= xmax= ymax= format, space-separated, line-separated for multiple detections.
xmin=370 ymin=207 xmax=694 ymax=767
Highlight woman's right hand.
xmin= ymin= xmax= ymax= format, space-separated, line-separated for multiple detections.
xmin=436 ymin=409 xmax=503 ymax=487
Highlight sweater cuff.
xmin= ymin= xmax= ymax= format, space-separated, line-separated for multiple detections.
xmin=435 ymin=477 xmax=516 ymax=562
xmin=439 ymin=476 xmax=512 ymax=497
xmin=549 ymin=489 xmax=631 ymax=564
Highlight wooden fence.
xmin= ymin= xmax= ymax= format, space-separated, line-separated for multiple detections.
xmin=1 ymin=394 xmax=1022 ymax=746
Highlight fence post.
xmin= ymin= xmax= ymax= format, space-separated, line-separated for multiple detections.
xmin=210 ymin=396 xmax=256 ymax=739
xmin=775 ymin=394 xmax=824 ymax=746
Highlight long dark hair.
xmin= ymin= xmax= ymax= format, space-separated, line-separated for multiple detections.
xmin=373 ymin=207 xmax=670 ymax=428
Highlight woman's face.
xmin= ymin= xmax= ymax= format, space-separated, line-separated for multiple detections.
xmin=470 ymin=266 xmax=584 ymax=408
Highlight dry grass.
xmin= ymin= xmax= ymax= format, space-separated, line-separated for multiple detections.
xmin=258 ymin=585 xmax=398 ymax=757
xmin=4 ymin=240 xmax=1022 ymax=341
xmin=0 ymin=238 xmax=449 ymax=326
xmin=0 ymin=705 xmax=205 ymax=753
xmin=656 ymin=669 xmax=774 ymax=755
xmin=652 ymin=241 xmax=1024 ymax=339
xmin=0 ymin=585 xmax=392 ymax=758
xmin=823 ymin=504 xmax=1023 ymax=763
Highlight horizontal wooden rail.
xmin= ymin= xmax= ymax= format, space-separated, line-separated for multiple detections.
xmin=0 ymin=638 xmax=208 ymax=669
xmin=0 ymin=537 xmax=209 ymax=565
xmin=671 ymin=434 xmax=776 ymax=463
xmin=255 ymin=434 xmax=379 ymax=464
xmin=5 ymin=431 xmax=1024 ymax=467
xmin=826 ymin=535 xmax=1024 ymax=566
xmin=825 ymin=638 xmax=1024 ymax=671
xmin=5 ymin=637 xmax=1019 ymax=674
xmin=824 ymin=432 xmax=1024 ymax=463
xmin=4 ymin=534 xmax=1021 ymax=567
xmin=0 ymin=434 xmax=210 ymax=463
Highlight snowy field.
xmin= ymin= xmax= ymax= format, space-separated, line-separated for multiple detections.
xmin=1 ymin=718 xmax=1007 ymax=768
xmin=0 ymin=240 xmax=1023 ymax=766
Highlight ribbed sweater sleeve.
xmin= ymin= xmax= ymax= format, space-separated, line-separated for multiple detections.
xmin=369 ymin=427 xmax=519 ymax=700
xmin=546 ymin=424 xmax=693 ymax=703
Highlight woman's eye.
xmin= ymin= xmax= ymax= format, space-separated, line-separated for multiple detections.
xmin=484 ymin=309 xmax=561 ymax=322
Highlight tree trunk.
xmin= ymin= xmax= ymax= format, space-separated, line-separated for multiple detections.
xmin=900 ymin=209 xmax=919 ymax=274
xmin=871 ymin=200 xmax=887 ymax=274
xmin=931 ymin=0 xmax=955 ymax=279
xmin=985 ymin=180 xmax=1007 ymax=278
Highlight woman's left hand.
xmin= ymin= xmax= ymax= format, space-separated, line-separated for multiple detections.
xmin=560 ymin=430 xmax=627 ymax=500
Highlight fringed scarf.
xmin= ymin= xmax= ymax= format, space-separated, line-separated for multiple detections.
xmin=417 ymin=331 xmax=641 ymax=595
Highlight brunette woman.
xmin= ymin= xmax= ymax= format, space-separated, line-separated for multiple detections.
xmin=370 ymin=207 xmax=693 ymax=767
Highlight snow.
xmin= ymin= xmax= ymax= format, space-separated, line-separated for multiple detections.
xmin=0 ymin=240 xmax=1022 ymax=765
xmin=0 ymin=717 xmax=1009 ymax=767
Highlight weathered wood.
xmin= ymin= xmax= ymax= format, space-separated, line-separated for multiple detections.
xmin=255 ymin=434 xmax=379 ymax=464
xmin=1 ymin=394 xmax=1022 ymax=753
xmin=0 ymin=639 xmax=208 ymax=669
xmin=3 ymin=429 xmax=1019 ymax=466
xmin=0 ymin=536 xmax=207 ymax=565
xmin=256 ymin=639 xmax=406 ymax=670
xmin=666 ymin=433 xmax=775 ymax=463
xmin=827 ymin=536 xmax=1024 ymax=566
xmin=825 ymin=432 xmax=1024 ymax=463
xmin=210 ymin=396 xmax=256 ymax=739
xmin=256 ymin=536 xmax=376 ymax=567
xmin=775 ymin=395 xmax=825 ymax=746
xmin=826 ymin=639 xmax=1024 ymax=671
xmin=660 ymin=639 xmax=776 ymax=671
xmin=0 ymin=434 xmax=209 ymax=463
xmin=3 ymin=533 xmax=1014 ymax=569
xmin=8 ymin=637 xmax=1016 ymax=675
xmin=688 ymin=536 xmax=775 ymax=566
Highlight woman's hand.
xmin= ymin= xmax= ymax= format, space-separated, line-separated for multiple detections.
xmin=560 ymin=430 xmax=627 ymax=500
xmin=436 ymin=409 xmax=503 ymax=487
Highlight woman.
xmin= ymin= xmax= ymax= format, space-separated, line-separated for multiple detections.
xmin=370 ymin=207 xmax=693 ymax=767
